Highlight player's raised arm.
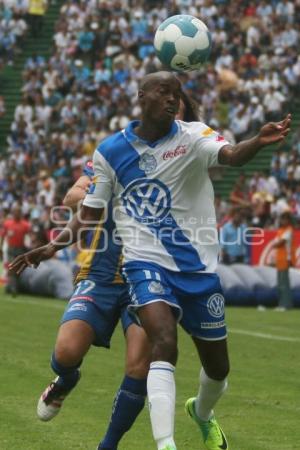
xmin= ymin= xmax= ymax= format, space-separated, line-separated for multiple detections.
xmin=8 ymin=205 xmax=104 ymax=274
xmin=63 ymin=160 xmax=94 ymax=208
xmin=219 ymin=114 xmax=291 ymax=167
xmin=9 ymin=149 xmax=113 ymax=275
xmin=63 ymin=175 xmax=91 ymax=209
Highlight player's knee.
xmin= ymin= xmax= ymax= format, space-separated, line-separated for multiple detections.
xmin=151 ymin=332 xmax=178 ymax=365
xmin=205 ymin=361 xmax=230 ymax=381
xmin=54 ymin=342 xmax=83 ymax=367
xmin=126 ymin=358 xmax=149 ymax=379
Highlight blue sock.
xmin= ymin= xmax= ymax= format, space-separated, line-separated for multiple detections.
xmin=51 ymin=352 xmax=81 ymax=391
xmin=98 ymin=375 xmax=147 ymax=450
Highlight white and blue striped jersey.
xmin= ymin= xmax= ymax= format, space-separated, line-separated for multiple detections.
xmin=83 ymin=120 xmax=229 ymax=273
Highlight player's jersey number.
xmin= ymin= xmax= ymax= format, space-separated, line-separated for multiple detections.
xmin=73 ymin=280 xmax=96 ymax=296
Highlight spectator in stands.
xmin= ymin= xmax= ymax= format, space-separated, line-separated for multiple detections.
xmin=250 ymin=190 xmax=273 ymax=228
xmin=271 ymin=194 xmax=291 ymax=221
xmin=229 ymin=181 xmax=251 ymax=209
xmin=214 ymin=194 xmax=228 ymax=227
xmin=276 ymin=0 xmax=295 ymax=23
xmin=264 ymin=86 xmax=286 ymax=122
xmin=230 ymin=106 xmax=251 ymax=141
xmin=1 ymin=2 xmax=28 ymax=67
xmin=0 ymin=204 xmax=31 ymax=295
xmin=0 ymin=28 xmax=16 ymax=65
xmin=14 ymin=0 xmax=29 ymax=16
xmin=28 ymin=0 xmax=47 ymax=38
xmin=14 ymin=95 xmax=33 ymax=123
xmin=271 ymin=160 xmax=287 ymax=182
xmin=0 ymin=95 xmax=5 ymax=118
xmin=270 ymin=211 xmax=295 ymax=310
xmin=77 ymin=24 xmax=95 ymax=55
xmin=1 ymin=0 xmax=299 ymax=270
xmin=220 ymin=208 xmax=248 ymax=265
xmin=249 ymin=96 xmax=265 ymax=134
xmin=238 ymin=48 xmax=257 ymax=74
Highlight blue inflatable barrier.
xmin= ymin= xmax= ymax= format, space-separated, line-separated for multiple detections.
xmin=217 ymin=264 xmax=300 ymax=307
xmin=289 ymin=268 xmax=300 ymax=307
xmin=251 ymin=266 xmax=279 ymax=306
xmin=216 ymin=264 xmax=252 ymax=305
xmin=19 ymin=260 xmax=74 ymax=300
xmin=231 ymin=264 xmax=274 ymax=306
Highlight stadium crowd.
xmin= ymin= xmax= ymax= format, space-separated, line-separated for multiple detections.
xmin=1 ymin=0 xmax=300 ymax=274
xmin=0 ymin=0 xmax=30 ymax=65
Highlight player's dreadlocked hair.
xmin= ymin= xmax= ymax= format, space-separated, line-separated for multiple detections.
xmin=181 ymin=90 xmax=199 ymax=122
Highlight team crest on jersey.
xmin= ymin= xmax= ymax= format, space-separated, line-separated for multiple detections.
xmin=148 ymin=281 xmax=165 ymax=295
xmin=139 ymin=153 xmax=157 ymax=174
xmin=122 ymin=178 xmax=171 ymax=224
xmin=207 ymin=293 xmax=225 ymax=318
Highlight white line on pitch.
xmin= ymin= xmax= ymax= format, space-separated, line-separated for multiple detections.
xmin=1 ymin=296 xmax=65 ymax=310
xmin=229 ymin=328 xmax=300 ymax=343
xmin=2 ymin=296 xmax=300 ymax=342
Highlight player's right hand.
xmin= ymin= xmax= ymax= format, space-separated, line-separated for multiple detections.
xmin=8 ymin=244 xmax=56 ymax=275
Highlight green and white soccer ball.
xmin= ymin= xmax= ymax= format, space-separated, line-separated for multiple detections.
xmin=154 ymin=15 xmax=212 ymax=72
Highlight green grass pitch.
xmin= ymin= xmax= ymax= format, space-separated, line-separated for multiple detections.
xmin=0 ymin=291 xmax=300 ymax=450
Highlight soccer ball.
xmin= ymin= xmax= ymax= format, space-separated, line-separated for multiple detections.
xmin=154 ymin=15 xmax=212 ymax=72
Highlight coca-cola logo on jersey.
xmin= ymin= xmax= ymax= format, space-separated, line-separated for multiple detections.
xmin=163 ymin=145 xmax=187 ymax=160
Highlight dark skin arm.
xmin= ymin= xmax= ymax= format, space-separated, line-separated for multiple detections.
xmin=219 ymin=115 xmax=291 ymax=167
xmin=63 ymin=175 xmax=91 ymax=209
xmin=9 ymin=205 xmax=103 ymax=275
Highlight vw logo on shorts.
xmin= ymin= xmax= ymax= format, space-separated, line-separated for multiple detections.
xmin=207 ymin=293 xmax=225 ymax=318
xmin=148 ymin=281 xmax=165 ymax=295
xmin=122 ymin=178 xmax=171 ymax=223
xmin=139 ymin=153 xmax=157 ymax=174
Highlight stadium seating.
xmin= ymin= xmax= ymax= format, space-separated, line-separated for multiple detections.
xmin=0 ymin=0 xmax=300 ymax=300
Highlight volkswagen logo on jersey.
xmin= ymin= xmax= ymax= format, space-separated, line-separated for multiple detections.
xmin=139 ymin=153 xmax=157 ymax=174
xmin=122 ymin=178 xmax=171 ymax=223
xmin=207 ymin=293 xmax=225 ymax=318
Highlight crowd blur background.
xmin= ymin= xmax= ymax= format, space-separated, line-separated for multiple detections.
xmin=0 ymin=0 xmax=300 ymax=288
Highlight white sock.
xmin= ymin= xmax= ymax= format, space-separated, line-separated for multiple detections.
xmin=147 ymin=361 xmax=176 ymax=450
xmin=195 ymin=368 xmax=228 ymax=422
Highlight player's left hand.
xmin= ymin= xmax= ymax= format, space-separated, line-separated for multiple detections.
xmin=8 ymin=244 xmax=56 ymax=275
xmin=258 ymin=114 xmax=291 ymax=146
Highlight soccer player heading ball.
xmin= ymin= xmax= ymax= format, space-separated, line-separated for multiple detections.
xmin=11 ymin=71 xmax=291 ymax=450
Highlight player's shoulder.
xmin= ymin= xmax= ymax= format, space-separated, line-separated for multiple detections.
xmin=176 ymin=120 xmax=214 ymax=137
xmin=96 ymin=130 xmax=126 ymax=160
xmin=82 ymin=160 xmax=94 ymax=178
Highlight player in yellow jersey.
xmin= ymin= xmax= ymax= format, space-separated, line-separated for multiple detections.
xmin=37 ymin=158 xmax=150 ymax=450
